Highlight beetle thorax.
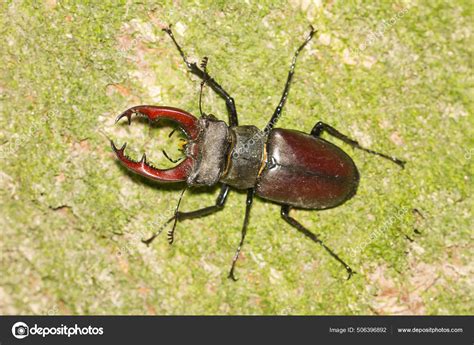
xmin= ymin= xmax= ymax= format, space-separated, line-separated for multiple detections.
xmin=186 ymin=116 xmax=230 ymax=186
xmin=186 ymin=118 xmax=265 ymax=189
xmin=220 ymin=125 xmax=265 ymax=189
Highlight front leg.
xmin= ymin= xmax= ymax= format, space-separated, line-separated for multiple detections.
xmin=163 ymin=26 xmax=238 ymax=126
xmin=142 ymin=184 xmax=230 ymax=245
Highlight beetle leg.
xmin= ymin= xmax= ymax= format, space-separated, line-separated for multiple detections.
xmin=311 ymin=121 xmax=406 ymax=168
xmin=142 ymin=184 xmax=231 ymax=245
xmin=228 ymin=188 xmax=255 ymax=281
xmin=163 ymin=26 xmax=239 ymax=126
xmin=265 ymin=26 xmax=316 ymax=133
xmin=281 ymin=205 xmax=355 ymax=280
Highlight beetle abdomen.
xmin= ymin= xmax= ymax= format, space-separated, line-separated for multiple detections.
xmin=256 ymin=129 xmax=359 ymax=209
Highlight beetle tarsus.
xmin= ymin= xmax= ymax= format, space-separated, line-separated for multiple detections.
xmin=163 ymin=187 xmax=187 ymax=245
xmin=393 ymin=158 xmax=406 ymax=169
xmin=142 ymin=216 xmax=174 ymax=246
xmin=346 ymin=267 xmax=356 ymax=280
xmin=228 ymin=269 xmax=238 ymax=281
xmin=142 ymin=234 xmax=158 ymax=246
xmin=227 ymin=249 xmax=241 ymax=281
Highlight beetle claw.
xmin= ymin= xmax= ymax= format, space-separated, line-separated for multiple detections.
xmin=396 ymin=159 xmax=406 ymax=169
xmin=228 ymin=272 xmax=238 ymax=281
xmin=346 ymin=268 xmax=356 ymax=280
xmin=141 ymin=235 xmax=155 ymax=246
xmin=115 ymin=109 xmax=133 ymax=125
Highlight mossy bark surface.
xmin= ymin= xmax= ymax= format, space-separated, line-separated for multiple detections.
xmin=0 ymin=1 xmax=472 ymax=314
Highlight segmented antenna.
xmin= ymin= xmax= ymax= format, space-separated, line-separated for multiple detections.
xmin=200 ymin=56 xmax=208 ymax=71
xmin=167 ymin=187 xmax=187 ymax=244
xmin=199 ymin=57 xmax=209 ymax=117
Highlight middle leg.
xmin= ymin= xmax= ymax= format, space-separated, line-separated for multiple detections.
xmin=142 ymin=184 xmax=230 ymax=245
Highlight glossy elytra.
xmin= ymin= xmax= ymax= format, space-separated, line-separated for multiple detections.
xmin=111 ymin=25 xmax=405 ymax=280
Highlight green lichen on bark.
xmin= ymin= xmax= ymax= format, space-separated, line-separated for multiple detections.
xmin=0 ymin=0 xmax=472 ymax=314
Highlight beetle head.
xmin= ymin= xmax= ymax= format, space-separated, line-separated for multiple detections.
xmin=111 ymin=105 xmax=200 ymax=182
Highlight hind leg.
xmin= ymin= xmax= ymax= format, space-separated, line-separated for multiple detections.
xmin=311 ymin=121 xmax=405 ymax=168
xmin=281 ymin=205 xmax=355 ymax=279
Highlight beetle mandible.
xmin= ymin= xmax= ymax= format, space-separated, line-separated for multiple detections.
xmin=111 ymin=25 xmax=405 ymax=280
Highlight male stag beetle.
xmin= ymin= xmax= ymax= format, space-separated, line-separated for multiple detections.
xmin=111 ymin=25 xmax=405 ymax=281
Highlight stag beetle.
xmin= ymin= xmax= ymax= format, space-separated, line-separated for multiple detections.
xmin=111 ymin=25 xmax=405 ymax=280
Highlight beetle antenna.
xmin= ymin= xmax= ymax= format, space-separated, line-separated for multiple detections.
xmin=199 ymin=82 xmax=205 ymax=117
xmin=199 ymin=57 xmax=209 ymax=117
xmin=168 ymin=186 xmax=187 ymax=244
xmin=200 ymin=56 xmax=209 ymax=70
xmin=141 ymin=187 xmax=187 ymax=246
